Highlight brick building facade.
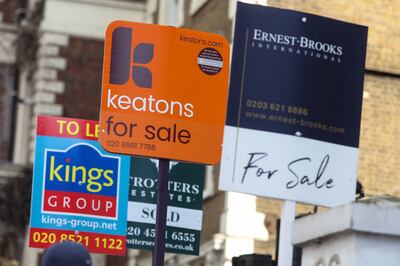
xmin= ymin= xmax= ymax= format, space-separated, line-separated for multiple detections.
xmin=0 ymin=1 xmax=26 ymax=264
xmin=0 ymin=0 xmax=147 ymax=265
xmin=0 ymin=0 xmax=18 ymax=162
xmin=0 ymin=0 xmax=398 ymax=265
xmin=137 ymin=0 xmax=400 ymax=265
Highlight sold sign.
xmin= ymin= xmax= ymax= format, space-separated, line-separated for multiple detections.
xmin=99 ymin=21 xmax=230 ymax=164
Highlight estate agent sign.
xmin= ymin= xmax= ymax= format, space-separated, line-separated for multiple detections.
xmin=99 ymin=21 xmax=230 ymax=164
xmin=29 ymin=116 xmax=130 ymax=255
xmin=219 ymin=3 xmax=368 ymax=207
xmin=127 ymin=158 xmax=204 ymax=255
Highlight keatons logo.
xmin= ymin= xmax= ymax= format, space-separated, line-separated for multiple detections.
xmin=110 ymin=27 xmax=154 ymax=88
xmin=252 ymin=29 xmax=343 ymax=63
xmin=106 ymin=26 xmax=195 ymax=118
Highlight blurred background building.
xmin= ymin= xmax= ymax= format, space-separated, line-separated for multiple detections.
xmin=0 ymin=0 xmax=399 ymax=265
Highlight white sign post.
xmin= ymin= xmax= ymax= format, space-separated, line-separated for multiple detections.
xmin=278 ymin=201 xmax=296 ymax=266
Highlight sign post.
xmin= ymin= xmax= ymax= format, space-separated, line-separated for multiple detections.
xmin=219 ymin=3 xmax=368 ymax=265
xmin=277 ymin=200 xmax=295 ymax=266
xmin=99 ymin=21 xmax=230 ymax=264
xmin=153 ymin=159 xmax=169 ymax=266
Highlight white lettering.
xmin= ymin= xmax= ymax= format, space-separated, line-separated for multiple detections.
xmin=253 ymin=29 xmax=262 ymax=40
xmin=63 ymin=197 xmax=71 ymax=208
xmin=48 ymin=196 xmax=58 ymax=207
xmin=106 ymin=201 xmax=113 ymax=212
xmin=76 ymin=198 xmax=87 ymax=209
xmin=105 ymin=90 xmax=195 ymax=118
xmin=118 ymin=95 xmax=131 ymax=110
xmin=155 ymin=99 xmax=169 ymax=114
xmin=184 ymin=103 xmax=194 ymax=118
xmin=132 ymin=97 xmax=146 ymax=111
xmin=107 ymin=89 xmax=118 ymax=108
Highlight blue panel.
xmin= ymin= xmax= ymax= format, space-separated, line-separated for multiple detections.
xmin=227 ymin=2 xmax=367 ymax=148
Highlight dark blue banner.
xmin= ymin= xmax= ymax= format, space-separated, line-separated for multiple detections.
xmin=227 ymin=2 xmax=368 ymax=147
xmin=44 ymin=144 xmax=119 ymax=196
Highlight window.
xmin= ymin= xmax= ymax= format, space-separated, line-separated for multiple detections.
xmin=158 ymin=0 xmax=185 ymax=27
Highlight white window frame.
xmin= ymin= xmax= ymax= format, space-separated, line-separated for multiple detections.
xmin=158 ymin=0 xmax=185 ymax=27
xmin=203 ymin=165 xmax=216 ymax=199
xmin=189 ymin=0 xmax=209 ymax=16
xmin=13 ymin=68 xmax=32 ymax=165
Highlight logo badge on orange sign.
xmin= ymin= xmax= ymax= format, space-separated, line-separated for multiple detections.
xmin=99 ymin=21 xmax=230 ymax=164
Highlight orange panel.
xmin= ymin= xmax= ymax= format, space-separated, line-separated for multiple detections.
xmin=99 ymin=21 xmax=230 ymax=164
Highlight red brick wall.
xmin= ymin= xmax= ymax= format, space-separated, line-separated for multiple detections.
xmin=201 ymin=192 xmax=225 ymax=244
xmin=57 ymin=37 xmax=104 ymax=120
xmin=0 ymin=0 xmax=21 ymax=23
xmin=184 ymin=0 xmax=232 ymax=42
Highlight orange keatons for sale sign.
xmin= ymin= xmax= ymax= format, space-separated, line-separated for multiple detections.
xmin=99 ymin=21 xmax=230 ymax=164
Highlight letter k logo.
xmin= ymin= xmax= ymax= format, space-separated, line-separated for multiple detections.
xmin=109 ymin=27 xmax=154 ymax=88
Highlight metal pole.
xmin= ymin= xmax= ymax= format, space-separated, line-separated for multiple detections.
xmin=277 ymin=200 xmax=296 ymax=266
xmin=152 ymin=158 xmax=170 ymax=266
